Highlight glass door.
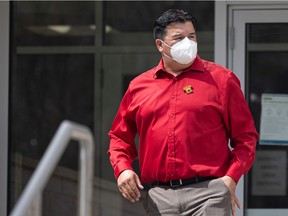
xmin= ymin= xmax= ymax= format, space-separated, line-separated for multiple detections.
xmin=231 ymin=9 xmax=288 ymax=216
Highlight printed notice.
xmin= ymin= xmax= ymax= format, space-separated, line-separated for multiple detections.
xmin=252 ymin=150 xmax=287 ymax=196
xmin=260 ymin=94 xmax=288 ymax=145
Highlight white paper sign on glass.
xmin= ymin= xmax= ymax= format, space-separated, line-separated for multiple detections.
xmin=260 ymin=94 xmax=288 ymax=145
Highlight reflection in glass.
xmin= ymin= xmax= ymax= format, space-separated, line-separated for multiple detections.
xmin=10 ymin=54 xmax=94 ymax=164
xmin=248 ymin=23 xmax=288 ymax=43
xmin=13 ymin=1 xmax=95 ymax=46
xmin=103 ymin=1 xmax=214 ymax=47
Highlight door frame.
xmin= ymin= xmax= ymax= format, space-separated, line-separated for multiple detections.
xmin=215 ymin=1 xmax=288 ymax=216
xmin=0 ymin=1 xmax=9 ymax=216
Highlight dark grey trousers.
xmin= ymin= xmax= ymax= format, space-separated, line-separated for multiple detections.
xmin=143 ymin=178 xmax=231 ymax=216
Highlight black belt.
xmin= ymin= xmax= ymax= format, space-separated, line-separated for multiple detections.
xmin=152 ymin=176 xmax=216 ymax=188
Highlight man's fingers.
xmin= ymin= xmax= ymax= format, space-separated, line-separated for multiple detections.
xmin=128 ymin=182 xmax=141 ymax=201
xmin=119 ymin=183 xmax=137 ymax=202
xmin=117 ymin=170 xmax=143 ymax=202
xmin=235 ymin=195 xmax=241 ymax=209
xmin=231 ymin=192 xmax=240 ymax=216
xmin=231 ymin=204 xmax=236 ymax=216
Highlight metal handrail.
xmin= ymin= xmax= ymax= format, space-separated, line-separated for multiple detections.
xmin=9 ymin=120 xmax=94 ymax=216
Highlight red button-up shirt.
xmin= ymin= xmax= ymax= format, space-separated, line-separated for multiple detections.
xmin=108 ymin=56 xmax=258 ymax=183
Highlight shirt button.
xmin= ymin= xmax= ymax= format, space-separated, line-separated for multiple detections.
xmin=172 ymin=95 xmax=175 ymax=99
xmin=169 ymin=114 xmax=174 ymax=118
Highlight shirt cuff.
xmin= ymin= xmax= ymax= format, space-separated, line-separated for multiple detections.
xmin=114 ymin=160 xmax=134 ymax=180
xmin=225 ymin=162 xmax=243 ymax=184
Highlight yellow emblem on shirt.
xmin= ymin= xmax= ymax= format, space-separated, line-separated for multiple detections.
xmin=183 ymin=85 xmax=193 ymax=94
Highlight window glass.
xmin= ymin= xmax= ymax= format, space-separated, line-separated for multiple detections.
xmin=13 ymin=1 xmax=95 ymax=46
xmin=9 ymin=1 xmax=95 ymax=213
xmin=248 ymin=23 xmax=288 ymax=43
xmin=103 ymin=1 xmax=214 ymax=47
xmin=10 ymin=54 xmax=94 ymax=165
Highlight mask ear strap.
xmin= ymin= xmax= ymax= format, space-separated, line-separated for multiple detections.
xmin=162 ymin=52 xmax=174 ymax=61
xmin=160 ymin=40 xmax=172 ymax=49
xmin=160 ymin=40 xmax=175 ymax=61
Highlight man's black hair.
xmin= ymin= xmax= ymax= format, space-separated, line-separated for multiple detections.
xmin=153 ymin=9 xmax=198 ymax=40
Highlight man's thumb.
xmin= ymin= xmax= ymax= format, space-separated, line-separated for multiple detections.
xmin=135 ymin=175 xmax=144 ymax=190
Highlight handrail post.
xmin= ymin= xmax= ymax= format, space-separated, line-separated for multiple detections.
xmin=77 ymin=139 xmax=94 ymax=216
xmin=9 ymin=121 xmax=94 ymax=216
xmin=26 ymin=193 xmax=42 ymax=216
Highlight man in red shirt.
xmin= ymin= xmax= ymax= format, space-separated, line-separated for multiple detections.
xmin=108 ymin=9 xmax=258 ymax=216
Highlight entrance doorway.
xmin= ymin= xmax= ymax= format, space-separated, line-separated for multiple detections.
xmin=231 ymin=8 xmax=288 ymax=216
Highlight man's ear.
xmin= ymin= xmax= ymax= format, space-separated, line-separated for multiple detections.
xmin=155 ymin=39 xmax=163 ymax=52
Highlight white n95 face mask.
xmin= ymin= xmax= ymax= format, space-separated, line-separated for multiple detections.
xmin=161 ymin=37 xmax=198 ymax=64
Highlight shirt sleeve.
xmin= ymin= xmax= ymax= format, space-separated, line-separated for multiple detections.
xmin=107 ymin=85 xmax=138 ymax=180
xmin=223 ymin=72 xmax=259 ymax=183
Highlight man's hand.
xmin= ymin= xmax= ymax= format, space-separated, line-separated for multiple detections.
xmin=117 ymin=170 xmax=144 ymax=202
xmin=221 ymin=176 xmax=241 ymax=216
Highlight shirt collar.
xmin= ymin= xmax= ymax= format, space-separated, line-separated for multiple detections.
xmin=153 ymin=55 xmax=205 ymax=79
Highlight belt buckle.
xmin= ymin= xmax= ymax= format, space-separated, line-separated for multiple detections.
xmin=169 ymin=179 xmax=183 ymax=187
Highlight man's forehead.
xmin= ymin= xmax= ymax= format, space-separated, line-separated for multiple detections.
xmin=165 ymin=22 xmax=195 ymax=35
xmin=166 ymin=21 xmax=194 ymax=30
